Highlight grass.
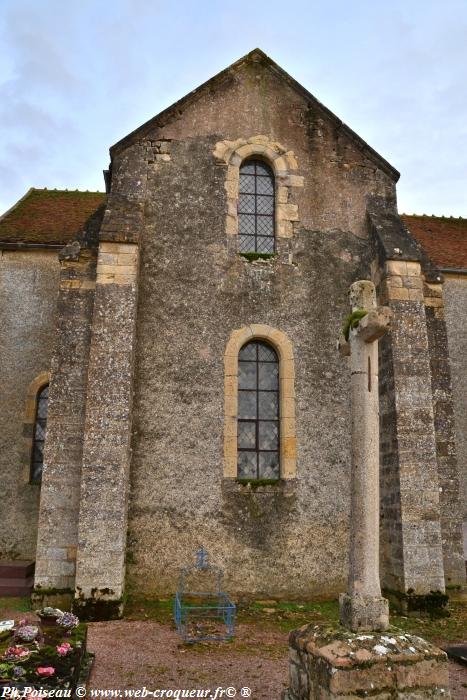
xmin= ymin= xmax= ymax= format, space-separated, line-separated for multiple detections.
xmin=2 ymin=595 xmax=466 ymax=646
xmin=0 ymin=596 xmax=32 ymax=613
xmin=125 ymin=595 xmax=467 ymax=644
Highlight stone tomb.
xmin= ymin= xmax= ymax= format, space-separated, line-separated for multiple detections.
xmin=282 ymin=282 xmax=451 ymax=699
xmin=285 ymin=626 xmax=450 ymax=699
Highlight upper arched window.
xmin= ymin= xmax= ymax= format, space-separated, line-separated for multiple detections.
xmin=237 ymin=340 xmax=279 ymax=480
xmin=238 ymin=159 xmax=275 ymax=254
xmin=30 ymin=384 xmax=49 ymax=484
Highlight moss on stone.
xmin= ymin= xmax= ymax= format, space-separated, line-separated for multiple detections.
xmin=32 ymin=586 xmax=74 ymax=595
xmin=384 ymin=587 xmax=449 ymax=618
xmin=72 ymin=596 xmax=123 ymax=621
xmin=236 ymin=478 xmax=280 ymax=490
xmin=342 ymin=309 xmax=368 ymax=341
xmin=239 ymin=252 xmax=276 ymax=262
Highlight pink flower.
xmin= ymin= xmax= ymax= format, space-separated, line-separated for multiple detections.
xmin=36 ymin=666 xmax=55 ymax=677
xmin=3 ymin=646 xmax=30 ymax=660
xmin=56 ymin=642 xmax=72 ymax=656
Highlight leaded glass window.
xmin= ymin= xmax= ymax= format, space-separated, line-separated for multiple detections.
xmin=30 ymin=385 xmax=48 ymax=484
xmin=238 ymin=159 xmax=275 ymax=254
xmin=237 ymin=341 xmax=279 ymax=479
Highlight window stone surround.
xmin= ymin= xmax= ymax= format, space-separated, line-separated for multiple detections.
xmin=213 ymin=135 xmax=304 ymax=247
xmin=22 ymin=371 xmax=50 ymax=485
xmin=224 ymin=324 xmax=296 ymax=480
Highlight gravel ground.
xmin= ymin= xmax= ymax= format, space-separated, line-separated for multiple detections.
xmin=1 ymin=602 xmax=466 ymax=698
xmin=87 ymin=620 xmax=288 ymax=699
xmin=86 ymin=620 xmax=467 ymax=700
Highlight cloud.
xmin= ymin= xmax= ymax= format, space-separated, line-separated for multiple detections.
xmin=0 ymin=0 xmax=465 ymax=215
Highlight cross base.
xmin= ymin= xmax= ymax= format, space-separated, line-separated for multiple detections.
xmin=339 ymin=592 xmax=389 ymax=632
xmin=282 ymin=623 xmax=451 ymax=700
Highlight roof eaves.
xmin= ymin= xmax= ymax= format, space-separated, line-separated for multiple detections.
xmin=0 ymin=241 xmax=64 ymax=250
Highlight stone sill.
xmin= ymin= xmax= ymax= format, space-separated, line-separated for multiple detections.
xmin=222 ymin=477 xmax=297 ymax=496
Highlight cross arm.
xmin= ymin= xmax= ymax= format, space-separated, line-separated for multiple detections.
xmin=357 ymin=307 xmax=392 ymax=343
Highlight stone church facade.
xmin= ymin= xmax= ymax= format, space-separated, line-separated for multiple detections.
xmin=0 ymin=50 xmax=465 ymax=617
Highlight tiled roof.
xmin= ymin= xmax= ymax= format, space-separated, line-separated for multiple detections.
xmin=401 ymin=215 xmax=467 ymax=270
xmin=0 ymin=188 xmax=106 ymax=245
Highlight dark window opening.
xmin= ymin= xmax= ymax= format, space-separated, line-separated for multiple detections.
xmin=30 ymin=384 xmax=48 ymax=484
xmin=237 ymin=340 xmax=279 ymax=479
xmin=238 ymin=159 xmax=275 ymax=254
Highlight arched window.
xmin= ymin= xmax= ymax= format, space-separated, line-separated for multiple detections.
xmin=30 ymin=384 xmax=49 ymax=484
xmin=238 ymin=159 xmax=275 ymax=253
xmin=237 ymin=340 xmax=279 ymax=479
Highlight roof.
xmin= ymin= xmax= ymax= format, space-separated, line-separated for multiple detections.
xmin=0 ymin=188 xmax=106 ymax=246
xmin=401 ymin=215 xmax=467 ymax=271
xmin=110 ymin=48 xmax=400 ymax=182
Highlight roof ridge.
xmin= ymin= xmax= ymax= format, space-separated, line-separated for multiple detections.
xmin=109 ymin=48 xmax=399 ymax=181
xmin=30 ymin=187 xmax=104 ymax=194
xmin=401 ymin=213 xmax=466 ymax=221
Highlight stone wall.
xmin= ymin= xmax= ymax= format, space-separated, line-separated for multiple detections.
xmin=424 ymin=282 xmax=465 ymax=583
xmin=0 ymin=249 xmax=59 ymax=560
xmin=443 ymin=274 xmax=467 ymax=538
xmin=34 ymin=249 xmax=97 ymax=590
xmin=378 ymin=261 xmax=445 ymax=593
xmin=122 ymin=57 xmax=398 ymax=597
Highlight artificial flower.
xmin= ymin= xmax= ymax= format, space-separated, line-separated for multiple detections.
xmin=36 ymin=666 xmax=55 ymax=677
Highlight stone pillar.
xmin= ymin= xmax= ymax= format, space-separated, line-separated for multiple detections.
xmin=73 ymin=242 xmax=139 ymax=619
xmin=424 ymin=281 xmax=466 ymax=585
xmin=34 ymin=248 xmax=96 ymax=596
xmin=338 ymin=281 xmax=390 ymax=632
xmin=282 ymin=278 xmax=451 ymax=700
xmin=379 ymin=260 xmax=445 ymax=593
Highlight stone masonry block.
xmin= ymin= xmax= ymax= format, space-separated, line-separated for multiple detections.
xmin=403 ymin=275 xmax=424 ymax=290
xmin=284 ymin=625 xmax=451 ymax=700
xmin=386 ymin=260 xmax=408 ymax=276
xmin=388 ymin=287 xmax=410 ymax=301
xmin=408 ymin=288 xmax=424 ymax=301
xmin=406 ymin=261 xmax=422 ymax=276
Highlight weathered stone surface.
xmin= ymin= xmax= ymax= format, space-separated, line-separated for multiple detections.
xmin=0 ymin=250 xmax=60 ymax=560
xmin=123 ymin=57 xmax=396 ymax=597
xmin=378 ymin=259 xmax=446 ymax=593
xmin=74 ymin=244 xmax=140 ymax=614
xmin=284 ymin=624 xmax=451 ymax=699
xmin=34 ymin=251 xmax=97 ymax=591
xmin=443 ymin=275 xmax=467 ymax=532
xmin=424 ymin=286 xmax=465 ymax=584
xmin=339 ymin=593 xmax=389 ymax=632
xmin=339 ymin=281 xmax=390 ymax=631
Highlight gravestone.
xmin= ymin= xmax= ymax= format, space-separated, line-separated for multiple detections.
xmin=282 ymin=281 xmax=451 ymax=700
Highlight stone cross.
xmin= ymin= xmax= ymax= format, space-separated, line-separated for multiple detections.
xmin=338 ymin=280 xmax=392 ymax=632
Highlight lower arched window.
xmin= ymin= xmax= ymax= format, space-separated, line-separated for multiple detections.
xmin=30 ymin=384 xmax=49 ymax=484
xmin=237 ymin=340 xmax=279 ymax=479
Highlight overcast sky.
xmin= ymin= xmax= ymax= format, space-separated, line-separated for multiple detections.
xmin=1 ymin=0 xmax=466 ymax=216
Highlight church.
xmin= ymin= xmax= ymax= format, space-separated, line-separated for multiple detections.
xmin=0 ymin=49 xmax=465 ymax=618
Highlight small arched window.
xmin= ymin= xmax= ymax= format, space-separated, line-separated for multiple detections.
xmin=30 ymin=384 xmax=49 ymax=484
xmin=238 ymin=159 xmax=275 ymax=254
xmin=237 ymin=340 xmax=279 ymax=479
